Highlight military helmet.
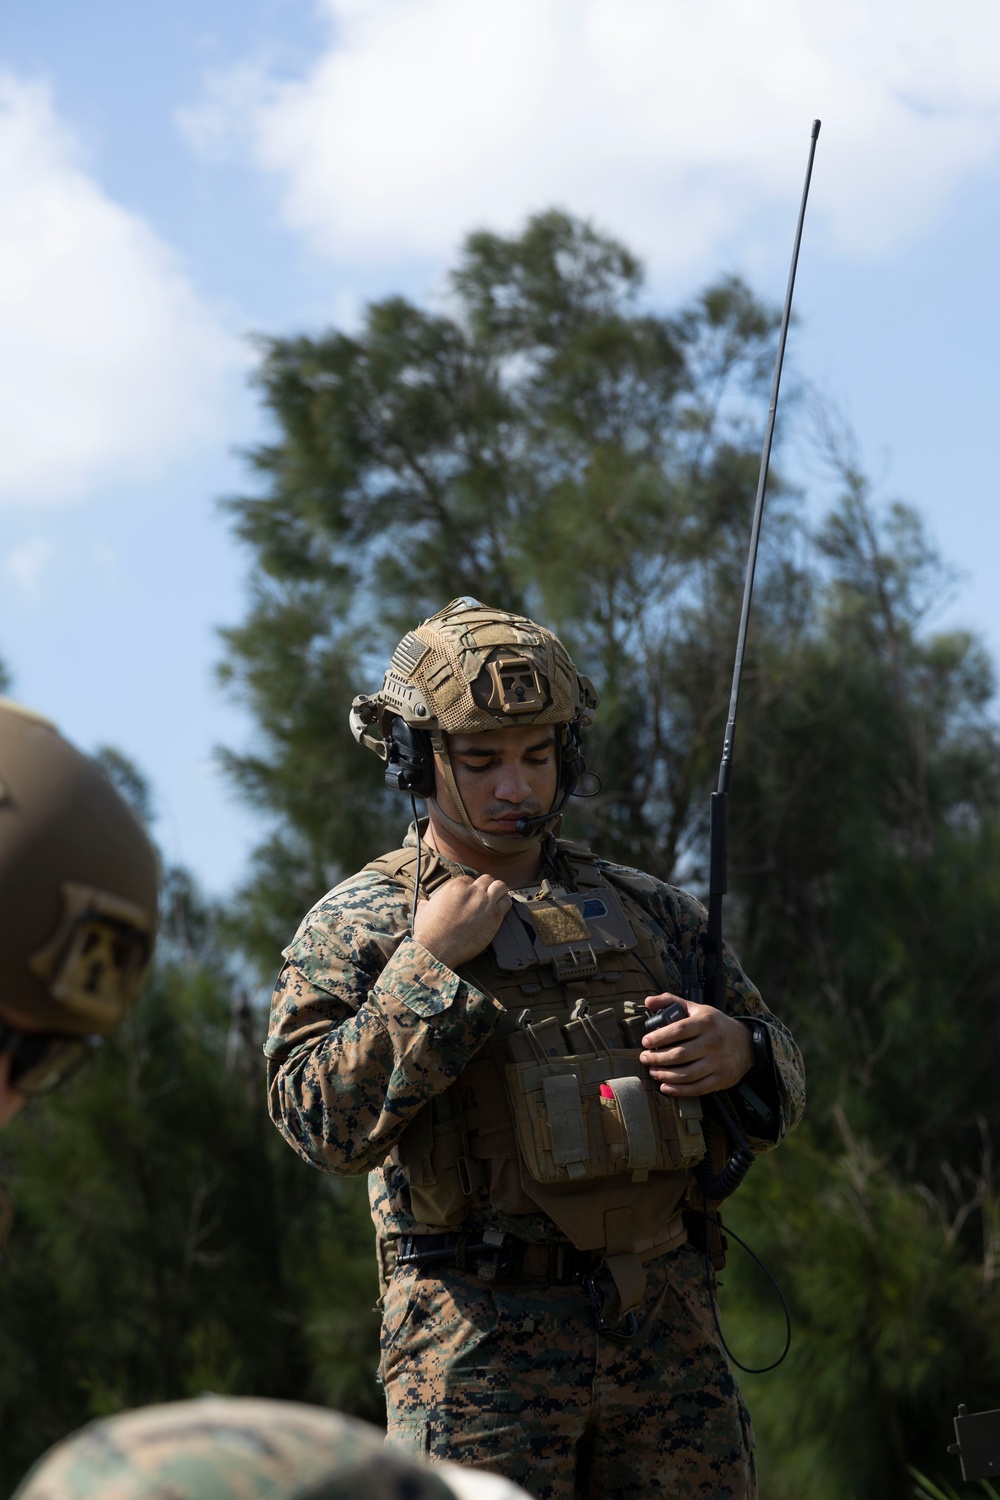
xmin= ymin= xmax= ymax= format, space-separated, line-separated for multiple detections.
xmin=10 ymin=1395 xmax=528 ymax=1500
xmin=350 ymin=599 xmax=598 ymax=851
xmin=0 ymin=698 xmax=158 ymax=1045
xmin=351 ymin=597 xmax=597 ymax=743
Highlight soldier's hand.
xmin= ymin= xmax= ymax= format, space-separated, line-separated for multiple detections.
xmin=412 ymin=874 xmax=512 ymax=971
xmin=639 ymin=995 xmax=754 ymax=1095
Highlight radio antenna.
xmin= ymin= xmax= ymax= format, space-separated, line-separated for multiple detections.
xmin=697 ymin=119 xmax=821 ymax=1199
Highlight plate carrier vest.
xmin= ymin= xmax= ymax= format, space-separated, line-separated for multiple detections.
xmin=365 ymin=841 xmax=708 ymax=1310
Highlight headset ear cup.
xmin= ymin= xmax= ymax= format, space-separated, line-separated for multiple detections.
xmin=560 ymin=722 xmax=585 ymax=796
xmin=384 ymin=719 xmax=436 ymax=796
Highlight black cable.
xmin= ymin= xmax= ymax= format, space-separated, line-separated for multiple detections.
xmin=711 ymin=1090 xmax=748 ymax=1148
xmin=675 ymin=1086 xmax=792 ymax=1371
xmin=695 ymin=1098 xmax=791 ymax=1372
xmin=634 ymin=950 xmax=668 ymax=990
xmin=410 ymin=794 xmax=423 ymax=937
xmin=542 ymin=837 xmax=570 ymax=889
xmin=702 ymin=1206 xmax=792 ymax=1374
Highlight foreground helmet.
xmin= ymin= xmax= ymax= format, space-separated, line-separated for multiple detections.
xmin=0 ymin=699 xmax=158 ymax=1051
xmin=350 ymin=598 xmax=598 ymax=853
xmin=11 ymin=1395 xmax=530 ymax=1500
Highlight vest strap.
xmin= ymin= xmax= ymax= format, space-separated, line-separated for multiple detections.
xmin=362 ymin=845 xmax=453 ymax=896
xmin=541 ymin=1073 xmax=589 ymax=1179
xmin=605 ymin=1253 xmax=646 ymax=1315
xmin=604 ymin=1205 xmax=644 ymax=1313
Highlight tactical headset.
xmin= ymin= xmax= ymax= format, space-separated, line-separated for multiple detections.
xmin=382 ymin=714 xmax=591 ymax=837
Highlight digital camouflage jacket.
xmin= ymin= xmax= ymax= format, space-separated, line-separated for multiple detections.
xmin=265 ymin=828 xmax=805 ymax=1245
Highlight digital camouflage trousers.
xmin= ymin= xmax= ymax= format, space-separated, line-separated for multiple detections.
xmin=381 ymin=1242 xmax=756 ymax=1500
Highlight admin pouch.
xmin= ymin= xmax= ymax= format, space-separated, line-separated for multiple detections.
xmin=367 ymin=841 xmax=708 ymax=1311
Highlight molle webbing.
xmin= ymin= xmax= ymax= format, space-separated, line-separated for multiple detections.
xmin=367 ymin=841 xmax=703 ymax=1303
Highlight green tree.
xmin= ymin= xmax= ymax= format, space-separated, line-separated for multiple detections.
xmin=219 ymin=211 xmax=798 ymax=969
xmin=724 ymin=457 xmax=1000 ymax=1499
xmin=217 ymin=211 xmax=1000 ymax=1499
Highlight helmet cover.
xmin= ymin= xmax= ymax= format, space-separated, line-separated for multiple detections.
xmin=0 ymin=699 xmax=159 ymax=1036
xmin=11 ymin=1396 xmax=460 ymax=1500
xmin=352 ymin=597 xmax=597 ymax=747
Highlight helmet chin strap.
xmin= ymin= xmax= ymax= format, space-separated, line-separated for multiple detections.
xmin=426 ymin=797 xmax=545 ymax=857
xmin=429 ymin=738 xmax=555 ymax=857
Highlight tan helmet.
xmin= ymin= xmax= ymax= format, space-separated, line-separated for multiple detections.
xmin=10 ymin=1396 xmax=465 ymax=1500
xmin=350 ymin=598 xmax=598 ymax=853
xmin=0 ymin=698 xmax=158 ymax=1046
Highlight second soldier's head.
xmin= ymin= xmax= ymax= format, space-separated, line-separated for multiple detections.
xmin=11 ymin=1395 xmax=532 ymax=1500
xmin=0 ymin=699 xmax=159 ymax=1129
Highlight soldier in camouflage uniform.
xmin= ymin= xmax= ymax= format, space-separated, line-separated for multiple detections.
xmin=11 ymin=1394 xmax=530 ymax=1500
xmin=266 ymin=599 xmax=805 ymax=1500
xmin=0 ymin=698 xmax=158 ymax=1243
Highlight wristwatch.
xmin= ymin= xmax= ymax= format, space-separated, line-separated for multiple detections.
xmin=737 ymin=1016 xmax=772 ymax=1073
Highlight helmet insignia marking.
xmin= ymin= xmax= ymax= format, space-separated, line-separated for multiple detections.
xmin=390 ymin=632 xmax=431 ymax=677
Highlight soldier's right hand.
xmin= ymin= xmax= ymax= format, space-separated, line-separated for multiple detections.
xmin=412 ymin=874 xmax=512 ymax=970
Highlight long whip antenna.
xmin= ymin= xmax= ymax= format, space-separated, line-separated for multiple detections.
xmin=705 ymin=118 xmax=821 ymax=1010
xmin=692 ymin=121 xmax=821 ymax=1213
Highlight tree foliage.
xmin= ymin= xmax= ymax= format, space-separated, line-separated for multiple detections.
xmin=723 ymin=460 xmax=1000 ymax=1498
xmin=219 ymin=211 xmax=799 ymax=967
xmin=2 ymin=212 xmax=998 ymax=1498
xmin=216 ymin=211 xmax=1000 ymax=1498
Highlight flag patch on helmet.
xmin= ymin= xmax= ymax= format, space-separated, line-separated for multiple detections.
xmin=390 ymin=632 xmax=431 ymax=677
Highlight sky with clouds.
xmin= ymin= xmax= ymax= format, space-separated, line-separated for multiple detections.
xmin=2 ymin=0 xmax=1000 ymax=894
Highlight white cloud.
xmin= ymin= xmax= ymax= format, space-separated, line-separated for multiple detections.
xmin=4 ymin=538 xmax=52 ymax=593
xmin=0 ymin=74 xmax=241 ymax=507
xmin=180 ymin=0 xmax=1000 ymax=276
xmin=3 ymin=535 xmax=126 ymax=602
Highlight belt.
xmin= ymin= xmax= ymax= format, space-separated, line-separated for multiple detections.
xmin=395 ymin=1230 xmax=604 ymax=1285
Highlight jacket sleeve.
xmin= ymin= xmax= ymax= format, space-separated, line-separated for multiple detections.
xmin=264 ymin=874 xmax=504 ymax=1176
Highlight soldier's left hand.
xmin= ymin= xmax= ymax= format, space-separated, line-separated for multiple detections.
xmin=639 ymin=995 xmax=754 ymax=1095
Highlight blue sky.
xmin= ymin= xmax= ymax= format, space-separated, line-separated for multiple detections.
xmin=2 ymin=0 xmax=1000 ymax=895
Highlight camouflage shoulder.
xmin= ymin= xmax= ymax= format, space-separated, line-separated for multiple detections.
xmin=285 ymin=867 xmax=410 ymax=956
xmin=277 ymin=863 xmax=414 ymax=1001
xmin=12 ymin=1395 xmax=457 ymax=1500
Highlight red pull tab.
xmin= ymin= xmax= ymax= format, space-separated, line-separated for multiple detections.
xmin=599 ymin=1083 xmax=615 ymax=1099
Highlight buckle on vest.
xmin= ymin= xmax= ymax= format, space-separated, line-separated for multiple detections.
xmin=552 ymin=945 xmax=598 ymax=982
